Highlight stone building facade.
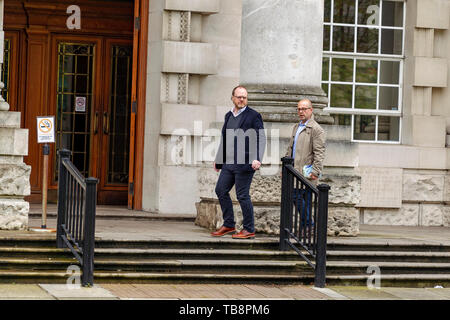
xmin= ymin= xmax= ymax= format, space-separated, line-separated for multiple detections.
xmin=0 ymin=0 xmax=449 ymax=234
xmin=151 ymin=0 xmax=450 ymax=234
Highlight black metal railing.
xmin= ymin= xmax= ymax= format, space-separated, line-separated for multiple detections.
xmin=279 ymin=157 xmax=330 ymax=288
xmin=56 ymin=149 xmax=98 ymax=287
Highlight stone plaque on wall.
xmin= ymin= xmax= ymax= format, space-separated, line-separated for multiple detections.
xmin=358 ymin=167 xmax=402 ymax=208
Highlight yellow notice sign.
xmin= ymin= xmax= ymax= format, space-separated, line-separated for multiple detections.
xmin=37 ymin=116 xmax=55 ymax=143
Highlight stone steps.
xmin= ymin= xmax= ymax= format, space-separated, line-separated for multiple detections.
xmin=4 ymin=245 xmax=445 ymax=259
xmin=3 ymin=246 xmax=450 ymax=267
xmin=0 ymin=270 xmax=316 ymax=285
xmin=2 ymin=255 xmax=450 ymax=276
xmin=1 ymin=237 xmax=450 ymax=286
xmin=3 ymin=235 xmax=450 ymax=252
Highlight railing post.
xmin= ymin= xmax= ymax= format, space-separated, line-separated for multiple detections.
xmin=314 ymin=183 xmax=330 ymax=288
xmin=280 ymin=157 xmax=294 ymax=251
xmin=81 ymin=177 xmax=98 ymax=287
xmin=56 ymin=149 xmax=71 ymax=248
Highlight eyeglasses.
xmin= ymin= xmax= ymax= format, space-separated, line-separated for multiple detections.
xmin=297 ymin=107 xmax=311 ymax=112
xmin=233 ymin=96 xmax=248 ymax=100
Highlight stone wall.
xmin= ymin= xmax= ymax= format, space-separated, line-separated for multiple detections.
xmin=195 ymin=168 xmax=361 ymax=237
xmin=151 ymin=0 xmax=450 ymax=235
xmin=0 ymin=111 xmax=30 ymax=230
xmin=359 ymin=170 xmax=450 ymax=227
xmin=142 ymin=0 xmax=243 ymax=214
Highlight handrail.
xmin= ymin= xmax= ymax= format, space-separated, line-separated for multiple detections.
xmin=284 ymin=164 xmax=319 ymax=193
xmin=56 ymin=149 xmax=98 ymax=287
xmin=279 ymin=156 xmax=330 ymax=288
xmin=62 ymin=158 xmax=87 ymax=188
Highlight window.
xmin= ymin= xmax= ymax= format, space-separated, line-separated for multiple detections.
xmin=322 ymin=0 xmax=405 ymax=142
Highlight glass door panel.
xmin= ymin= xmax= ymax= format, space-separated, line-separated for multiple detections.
xmin=1 ymin=39 xmax=11 ymax=102
xmin=55 ymin=43 xmax=95 ymax=180
xmin=106 ymin=45 xmax=132 ymax=185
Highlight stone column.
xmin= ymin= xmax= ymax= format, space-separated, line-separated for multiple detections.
xmin=224 ymin=0 xmax=360 ymax=236
xmin=240 ymin=0 xmax=332 ymax=124
xmin=0 ymin=0 xmax=31 ymax=230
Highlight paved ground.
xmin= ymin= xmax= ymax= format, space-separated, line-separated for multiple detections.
xmin=1 ymin=283 xmax=450 ymax=300
xmin=0 ymin=204 xmax=449 ymax=301
xmin=25 ymin=203 xmax=450 ymax=245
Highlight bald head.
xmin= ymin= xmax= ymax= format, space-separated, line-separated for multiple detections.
xmin=298 ymin=99 xmax=312 ymax=108
xmin=297 ymin=99 xmax=313 ymax=122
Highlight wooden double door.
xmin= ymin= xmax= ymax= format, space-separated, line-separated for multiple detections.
xmin=3 ymin=0 xmax=141 ymax=206
xmin=51 ymin=36 xmax=133 ymax=205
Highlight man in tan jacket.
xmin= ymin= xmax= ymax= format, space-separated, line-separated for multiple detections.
xmin=285 ymin=99 xmax=326 ymax=228
xmin=285 ymin=99 xmax=326 ymax=184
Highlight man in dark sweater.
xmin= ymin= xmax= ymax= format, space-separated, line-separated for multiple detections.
xmin=212 ymin=86 xmax=266 ymax=239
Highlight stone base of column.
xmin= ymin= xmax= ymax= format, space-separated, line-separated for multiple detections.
xmin=244 ymin=84 xmax=334 ymax=124
xmin=195 ymin=198 xmax=281 ymax=234
xmin=195 ymin=198 xmax=360 ymax=237
xmin=0 ymin=111 xmax=31 ymax=231
xmin=0 ymin=198 xmax=29 ymax=230
xmin=195 ymin=172 xmax=361 ymax=237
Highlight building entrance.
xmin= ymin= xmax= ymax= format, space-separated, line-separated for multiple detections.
xmin=52 ymin=38 xmax=132 ymax=204
xmin=3 ymin=0 xmax=137 ymax=205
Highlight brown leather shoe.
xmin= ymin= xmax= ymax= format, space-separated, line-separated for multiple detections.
xmin=232 ymin=229 xmax=255 ymax=239
xmin=211 ymin=226 xmax=236 ymax=237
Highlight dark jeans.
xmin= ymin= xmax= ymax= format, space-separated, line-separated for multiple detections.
xmin=293 ymin=188 xmax=314 ymax=227
xmin=215 ymin=165 xmax=255 ymax=233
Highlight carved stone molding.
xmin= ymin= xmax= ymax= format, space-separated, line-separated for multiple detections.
xmin=179 ymin=11 xmax=190 ymax=42
xmin=177 ymin=73 xmax=188 ymax=104
xmin=245 ymin=85 xmax=334 ymax=124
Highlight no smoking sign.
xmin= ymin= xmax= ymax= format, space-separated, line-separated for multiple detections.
xmin=75 ymin=96 xmax=86 ymax=112
xmin=37 ymin=116 xmax=55 ymax=143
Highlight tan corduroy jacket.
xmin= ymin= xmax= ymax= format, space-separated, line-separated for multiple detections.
xmin=285 ymin=118 xmax=326 ymax=183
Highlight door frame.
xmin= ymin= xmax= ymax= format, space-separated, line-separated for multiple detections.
xmin=131 ymin=0 xmax=148 ymax=210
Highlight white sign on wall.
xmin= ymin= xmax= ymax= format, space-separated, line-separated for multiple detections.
xmin=37 ymin=116 xmax=55 ymax=143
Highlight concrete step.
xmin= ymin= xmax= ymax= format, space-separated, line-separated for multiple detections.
xmin=326 ymin=274 xmax=450 ymax=288
xmin=28 ymin=211 xmax=196 ymax=222
xmin=0 ymin=256 xmax=311 ymax=275
xmin=0 ymin=247 xmax=72 ymax=259
xmin=4 ymin=245 xmax=450 ymax=265
xmin=93 ymin=259 xmax=313 ymax=275
xmin=94 ymin=239 xmax=280 ymax=250
xmin=4 ymin=253 xmax=450 ymax=278
xmin=93 ymin=248 xmax=299 ymax=261
xmin=325 ymin=261 xmax=450 ymax=275
xmin=0 ymin=270 xmax=316 ymax=285
xmin=327 ymin=250 xmax=450 ymax=263
xmin=2 ymin=236 xmax=450 ymax=253
xmin=0 ymin=271 xmax=73 ymax=284
xmin=94 ymin=247 xmax=450 ymax=263
xmin=0 ymin=258 xmax=77 ymax=271
xmin=327 ymin=241 xmax=450 ymax=253
xmin=1 ymin=269 xmax=449 ymax=287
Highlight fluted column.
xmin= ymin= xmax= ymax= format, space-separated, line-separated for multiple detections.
xmin=241 ymin=0 xmax=332 ymax=124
